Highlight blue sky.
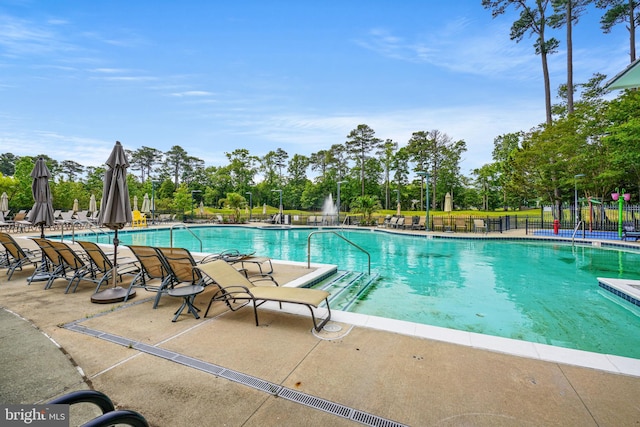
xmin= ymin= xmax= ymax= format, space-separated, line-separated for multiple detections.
xmin=0 ymin=1 xmax=632 ymax=176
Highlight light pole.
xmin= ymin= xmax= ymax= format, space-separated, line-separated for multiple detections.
xmin=151 ymin=180 xmax=159 ymax=225
xmin=191 ymin=190 xmax=201 ymax=221
xmin=336 ymin=181 xmax=346 ymax=225
xmin=417 ymin=171 xmax=430 ymax=231
xmin=271 ymin=189 xmax=282 ymax=223
xmin=574 ymin=174 xmax=585 ymax=227
xmin=245 ymin=191 xmax=252 ymax=222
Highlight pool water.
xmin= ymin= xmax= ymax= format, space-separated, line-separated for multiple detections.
xmin=80 ymin=226 xmax=640 ymax=359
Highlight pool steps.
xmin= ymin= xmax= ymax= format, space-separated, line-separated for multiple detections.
xmin=314 ymin=271 xmax=381 ymax=311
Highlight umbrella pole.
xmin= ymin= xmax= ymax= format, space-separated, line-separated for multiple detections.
xmin=92 ymin=229 xmax=135 ymax=303
xmin=112 ymin=230 xmax=118 ymax=288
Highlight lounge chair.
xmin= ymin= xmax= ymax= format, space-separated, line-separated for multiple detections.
xmin=29 ymin=238 xmax=87 ymax=290
xmin=473 ymin=219 xmax=488 ymax=233
xmin=412 ymin=216 xmax=426 ymax=230
xmin=155 ymin=247 xmax=202 ymax=286
xmin=622 ymin=224 xmax=640 ymax=241
xmin=126 ymin=245 xmax=171 ymax=307
xmin=46 ymin=240 xmax=104 ymax=293
xmin=270 ymin=213 xmax=281 ymax=224
xmin=307 ymin=215 xmax=317 ymax=226
xmin=11 ymin=212 xmax=33 ymax=232
xmin=0 ymin=212 xmax=12 ymax=232
xmin=55 ymin=210 xmax=75 ymax=227
xmin=388 ymin=217 xmax=398 ymax=228
xmin=153 ymin=247 xmax=209 ymax=321
xmin=432 ymin=216 xmax=445 ymax=231
xmin=29 ymin=238 xmax=61 ymax=287
xmin=76 ymin=240 xmax=139 ymax=293
xmin=454 ymin=217 xmax=467 ymax=232
xmin=200 ymin=248 xmax=275 ymax=277
xmin=0 ymin=232 xmax=41 ymax=280
xmin=87 ymin=210 xmax=100 ymax=224
xmin=236 ymin=255 xmax=274 ymax=275
xmin=196 ymin=259 xmax=331 ymax=331
xmin=131 ymin=210 xmax=147 ymax=228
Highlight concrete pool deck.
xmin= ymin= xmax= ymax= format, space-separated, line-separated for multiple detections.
xmin=1 ymin=228 xmax=640 ymax=426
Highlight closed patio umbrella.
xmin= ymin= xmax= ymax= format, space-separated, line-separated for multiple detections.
xmin=133 ymin=195 xmax=138 ymax=211
xmin=72 ymin=198 xmax=79 ymax=213
xmin=141 ymin=193 xmax=150 ymax=214
xmin=444 ymin=192 xmax=452 ymax=212
xmin=29 ymin=158 xmax=55 ymax=239
xmin=92 ymin=141 xmax=134 ymax=304
xmin=89 ymin=194 xmax=97 ymax=213
xmin=0 ymin=192 xmax=8 ymax=214
xmin=199 ymin=200 xmax=205 ymax=216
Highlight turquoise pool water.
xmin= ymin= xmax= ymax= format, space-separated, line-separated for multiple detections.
xmin=78 ymin=226 xmax=640 ymax=359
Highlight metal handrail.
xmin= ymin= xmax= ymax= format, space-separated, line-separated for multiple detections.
xmin=69 ymin=221 xmax=111 ymax=244
xmin=170 ymin=223 xmax=203 ymax=252
xmin=307 ymin=230 xmax=371 ymax=274
xmin=571 ymin=220 xmax=583 ymax=245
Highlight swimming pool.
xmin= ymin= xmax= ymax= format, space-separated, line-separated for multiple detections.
xmin=75 ymin=226 xmax=640 ymax=359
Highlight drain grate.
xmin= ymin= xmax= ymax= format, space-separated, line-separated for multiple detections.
xmin=351 ymin=411 xmax=409 ymax=427
xmin=65 ymin=322 xmax=408 ymax=427
xmin=278 ymin=388 xmax=352 ymax=418
xmin=278 ymin=388 xmax=408 ymax=427
xmin=219 ymin=370 xmax=282 ymax=394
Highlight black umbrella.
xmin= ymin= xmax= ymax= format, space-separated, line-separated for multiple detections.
xmin=29 ymin=158 xmax=55 ymax=239
xmin=92 ymin=141 xmax=135 ymax=303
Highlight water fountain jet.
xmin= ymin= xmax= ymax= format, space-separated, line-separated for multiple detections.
xmin=321 ymin=194 xmax=337 ymax=225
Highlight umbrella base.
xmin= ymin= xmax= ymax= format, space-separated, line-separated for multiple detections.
xmin=91 ymin=287 xmax=136 ymax=304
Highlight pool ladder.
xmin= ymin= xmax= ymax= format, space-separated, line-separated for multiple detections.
xmin=571 ymin=220 xmax=584 ymax=246
xmin=307 ymin=230 xmax=370 ymax=275
xmin=169 ymin=223 xmax=203 ymax=251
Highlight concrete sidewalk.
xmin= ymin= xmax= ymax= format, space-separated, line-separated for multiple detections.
xmin=1 ymin=238 xmax=640 ymax=426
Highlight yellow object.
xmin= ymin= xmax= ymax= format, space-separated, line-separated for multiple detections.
xmin=132 ymin=210 xmax=147 ymax=228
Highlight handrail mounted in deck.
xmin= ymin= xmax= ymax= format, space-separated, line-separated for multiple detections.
xmin=170 ymin=223 xmax=203 ymax=252
xmin=307 ymin=230 xmax=370 ymax=274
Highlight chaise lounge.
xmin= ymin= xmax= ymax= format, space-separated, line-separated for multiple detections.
xmin=622 ymin=224 xmax=640 ymax=241
xmin=0 ymin=232 xmax=40 ymax=280
xmin=196 ymin=260 xmax=331 ymax=331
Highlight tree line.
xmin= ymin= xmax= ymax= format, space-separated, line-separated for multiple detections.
xmin=0 ymin=78 xmax=638 ymax=217
xmin=1 ymin=0 xmax=639 ymax=216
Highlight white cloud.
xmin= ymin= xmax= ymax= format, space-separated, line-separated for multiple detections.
xmin=355 ymin=21 xmax=538 ymax=79
xmin=170 ymin=91 xmax=215 ymax=97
